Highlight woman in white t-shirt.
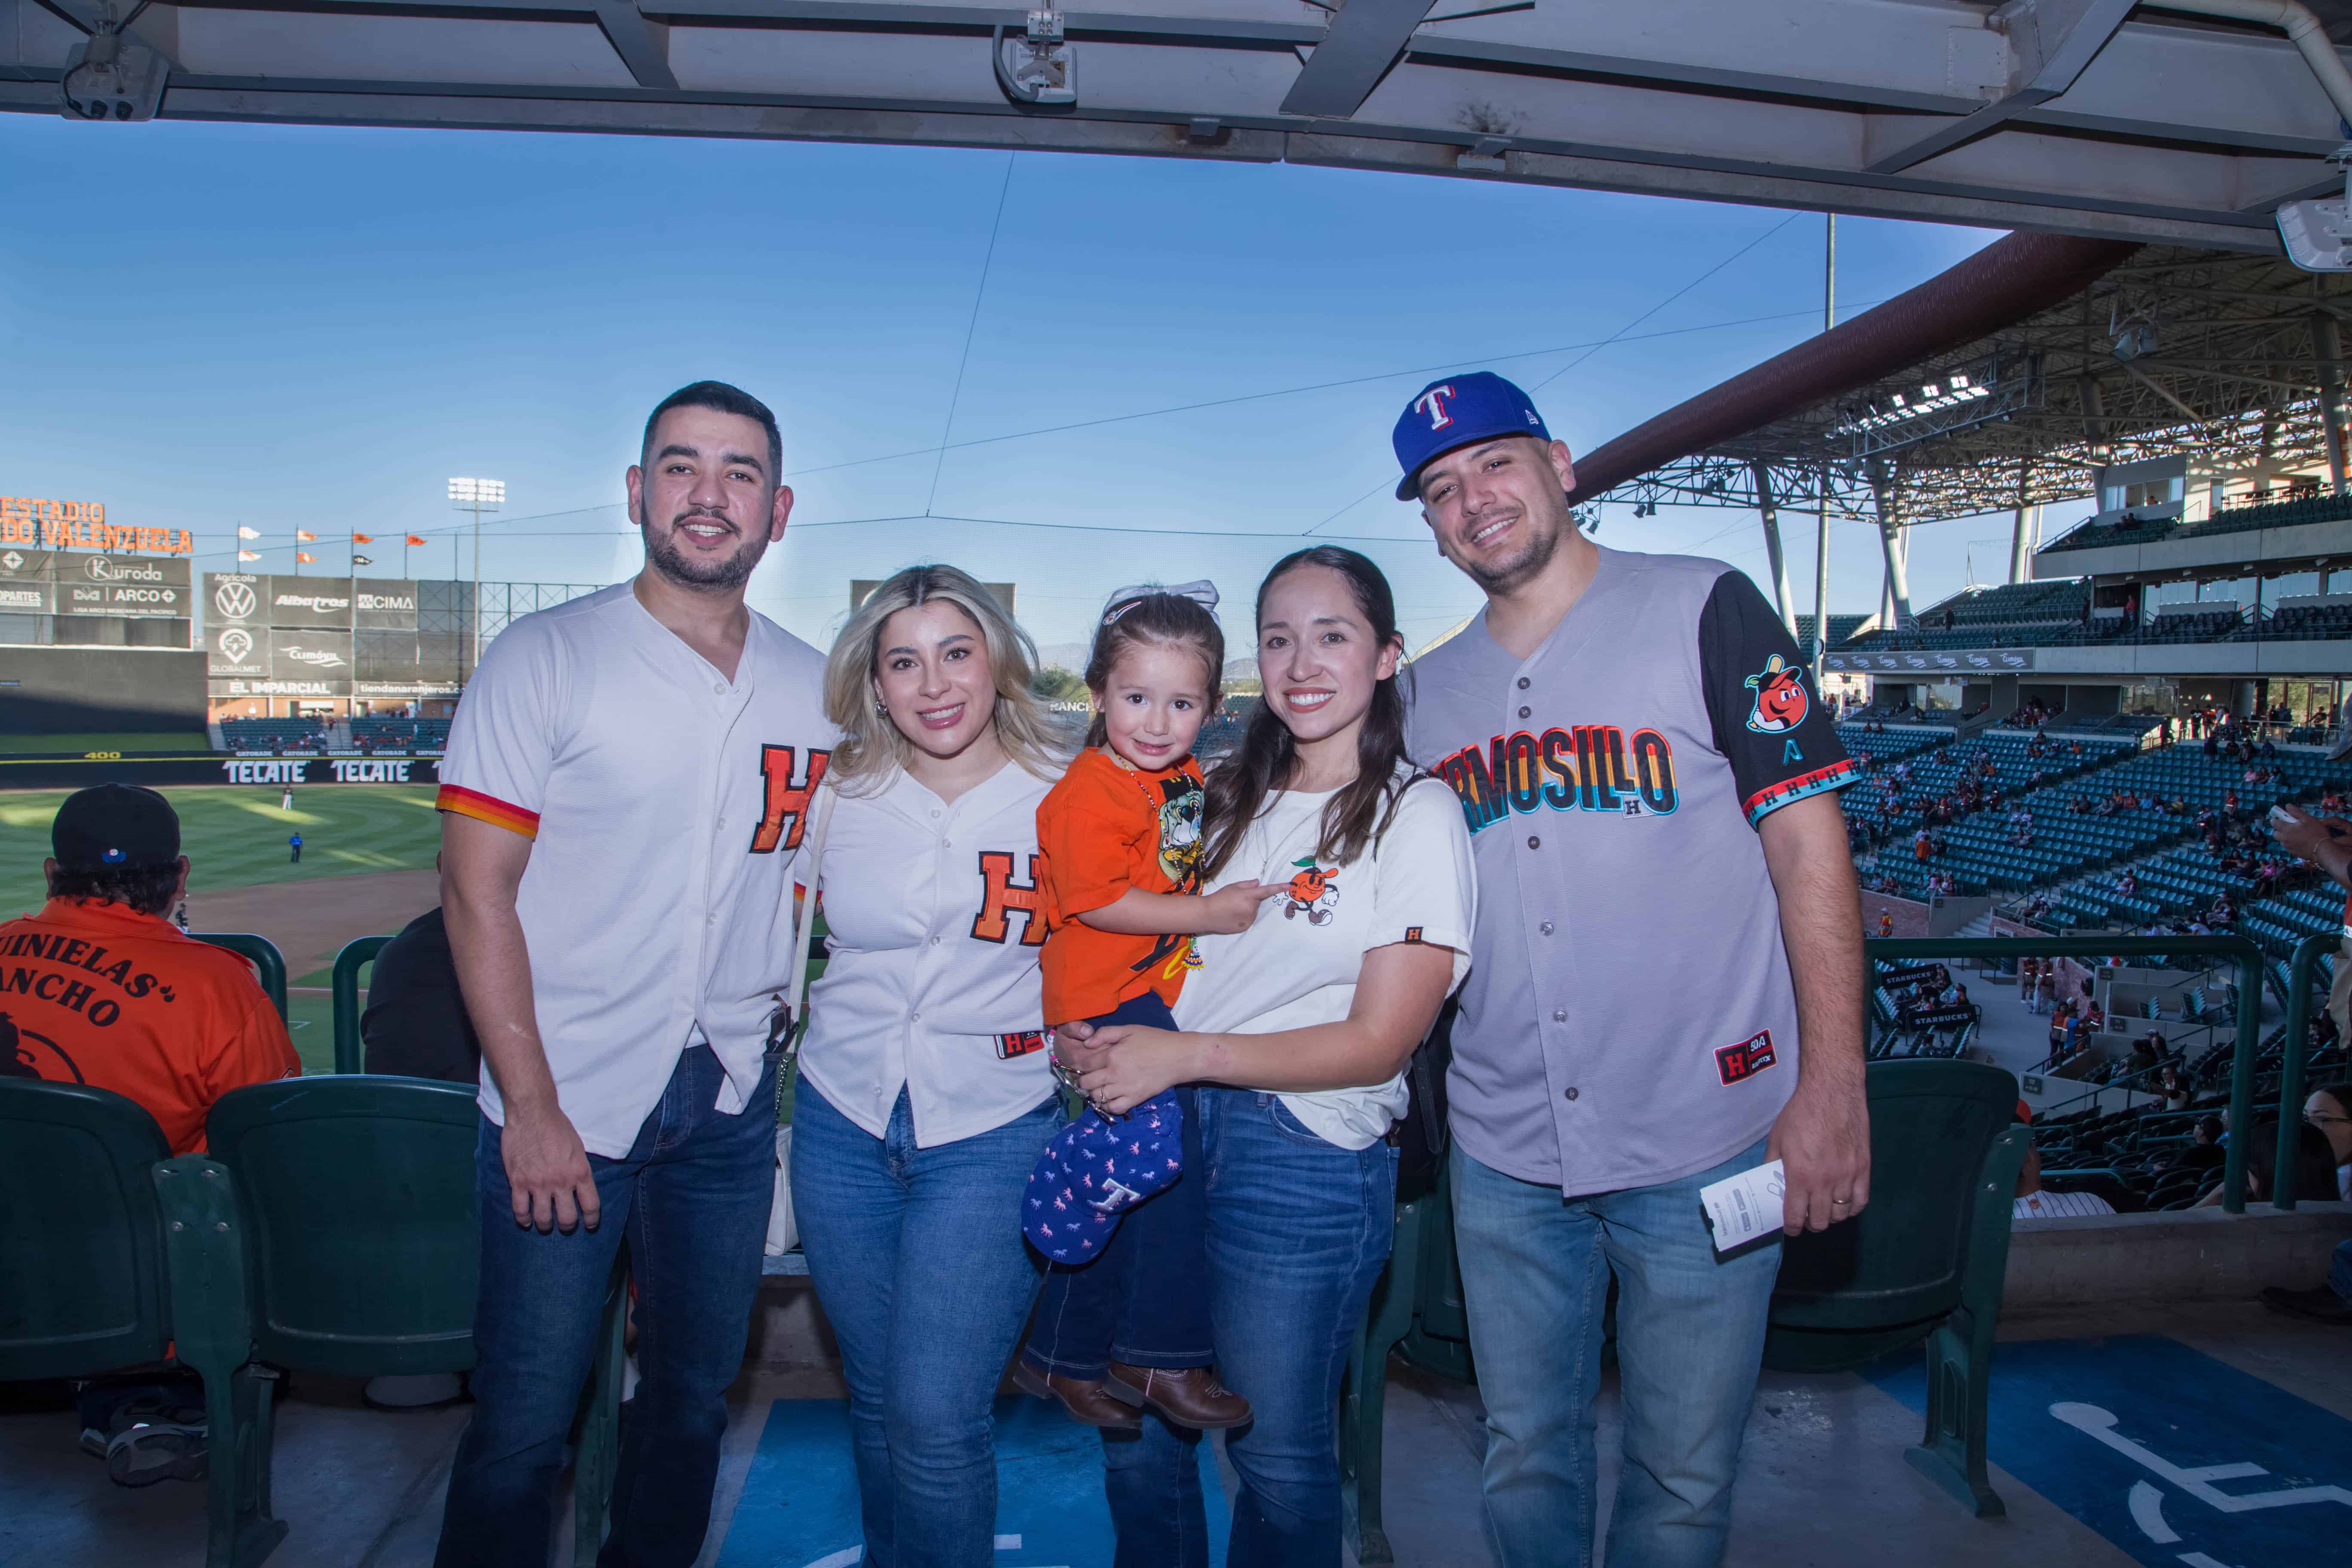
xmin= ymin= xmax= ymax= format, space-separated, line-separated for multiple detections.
xmin=788 ymin=564 xmax=1071 ymax=1566
xmin=1060 ymin=546 xmax=1476 ymax=1564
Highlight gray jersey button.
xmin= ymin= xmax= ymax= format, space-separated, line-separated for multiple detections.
xmin=1540 ymin=921 xmax=1554 ymax=936
xmin=1527 ymin=836 xmax=1540 ymax=850
xmin=1516 ymin=676 xmax=1530 ymax=689
xmin=1552 ymin=1008 xmax=1567 ymax=1023
xmin=1564 ymin=1087 xmax=1580 ymax=1101
xmin=1519 ymin=706 xmax=1531 ymax=719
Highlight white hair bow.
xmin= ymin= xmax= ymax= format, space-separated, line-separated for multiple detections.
xmin=1102 ymin=579 xmax=1221 ymax=625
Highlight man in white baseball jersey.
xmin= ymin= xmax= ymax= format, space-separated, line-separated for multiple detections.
xmin=1395 ymin=373 xmax=1869 ymax=1568
xmin=431 ymin=382 xmax=836 ymax=1568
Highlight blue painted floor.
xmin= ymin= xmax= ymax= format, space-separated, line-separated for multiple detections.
xmin=5 ymin=1304 xmax=2348 ymax=1566
xmin=1871 ymin=1334 xmax=2352 ymax=1568
xmin=719 ymin=1396 xmax=1231 ymax=1568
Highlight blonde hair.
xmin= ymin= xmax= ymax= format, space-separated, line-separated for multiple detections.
xmin=824 ymin=564 xmax=1071 ymax=792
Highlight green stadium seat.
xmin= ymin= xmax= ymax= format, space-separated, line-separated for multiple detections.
xmin=1763 ymin=1059 xmax=2033 ymax=1519
xmin=176 ymin=1076 xmax=627 ymax=1566
xmin=330 ymin=934 xmax=395 ymax=1075
xmin=0 ymin=1079 xmax=173 ymax=1383
xmin=1341 ymin=1153 xmax=1474 ymax=1565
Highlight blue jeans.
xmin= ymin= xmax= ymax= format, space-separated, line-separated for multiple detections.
xmin=2333 ymin=1237 xmax=2352 ymax=1303
xmin=435 ymin=1043 xmax=777 ymax=1568
xmin=792 ymin=1080 xmax=1061 ymax=1568
xmin=1451 ymin=1138 xmax=1779 ymax=1568
xmin=1101 ymin=1088 xmax=1396 ymax=1568
xmin=1025 ymin=993 xmax=1213 ymax=1379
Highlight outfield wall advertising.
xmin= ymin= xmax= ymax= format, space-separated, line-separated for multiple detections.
xmin=0 ymin=753 xmax=444 ymax=789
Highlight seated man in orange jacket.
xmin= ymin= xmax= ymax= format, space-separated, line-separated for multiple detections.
xmin=1 ymin=784 xmax=300 ymax=1486
xmin=1 ymin=783 xmax=298 ymax=1151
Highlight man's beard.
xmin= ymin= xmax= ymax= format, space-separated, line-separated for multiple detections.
xmin=1456 ymin=508 xmax=1564 ymax=594
xmin=643 ymin=509 xmax=764 ymax=591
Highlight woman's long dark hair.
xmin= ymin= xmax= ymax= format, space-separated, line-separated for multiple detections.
xmin=1202 ymin=547 xmax=1415 ymax=881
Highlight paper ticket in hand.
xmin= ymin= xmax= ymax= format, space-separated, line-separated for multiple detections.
xmin=1699 ymin=1159 xmax=1786 ymax=1252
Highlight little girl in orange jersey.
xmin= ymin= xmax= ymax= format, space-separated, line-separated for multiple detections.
xmin=1014 ymin=582 xmax=1282 ymax=1433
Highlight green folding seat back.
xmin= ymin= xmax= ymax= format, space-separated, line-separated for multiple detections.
xmin=0 ymin=1079 xmax=172 ymax=1381
xmin=1766 ymin=1060 xmax=2031 ymax=1517
xmin=202 ymin=1075 xmax=480 ymax=1375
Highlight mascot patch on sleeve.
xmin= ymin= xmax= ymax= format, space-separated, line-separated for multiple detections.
xmin=1742 ymin=654 xmax=1809 ymax=735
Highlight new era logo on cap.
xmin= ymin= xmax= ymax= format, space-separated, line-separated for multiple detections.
xmin=1392 ymin=371 xmax=1552 ymax=499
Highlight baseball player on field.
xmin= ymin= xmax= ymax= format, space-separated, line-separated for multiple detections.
xmin=1393 ymin=372 xmax=1870 ymax=1568
xmin=430 ymin=381 xmax=836 ymax=1568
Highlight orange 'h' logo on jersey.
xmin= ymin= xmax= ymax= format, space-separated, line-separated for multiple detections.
xmin=750 ymin=745 xmax=831 ymax=854
xmin=972 ymin=851 xmax=1047 ymax=947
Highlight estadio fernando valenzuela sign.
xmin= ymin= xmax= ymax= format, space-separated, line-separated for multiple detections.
xmin=1 ymin=496 xmax=192 ymax=555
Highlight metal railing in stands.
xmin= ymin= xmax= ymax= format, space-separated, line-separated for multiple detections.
xmin=193 ymin=932 xmax=286 ymax=1021
xmin=1868 ymin=934 xmax=2271 ymax=1214
xmin=2273 ymin=934 xmax=2337 ymax=1210
xmin=331 ymin=936 xmax=395 ymax=1075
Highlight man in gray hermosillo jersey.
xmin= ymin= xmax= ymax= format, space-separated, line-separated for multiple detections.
xmin=1392 ymin=373 xmax=1870 ymax=1568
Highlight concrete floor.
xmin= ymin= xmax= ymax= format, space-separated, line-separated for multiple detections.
xmin=5 ymin=1301 xmax=2346 ymax=1568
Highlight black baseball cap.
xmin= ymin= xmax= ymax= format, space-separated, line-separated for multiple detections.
xmin=52 ymin=784 xmax=181 ymax=871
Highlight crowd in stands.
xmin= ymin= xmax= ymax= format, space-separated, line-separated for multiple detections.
xmin=217 ymin=716 xmax=330 ymax=752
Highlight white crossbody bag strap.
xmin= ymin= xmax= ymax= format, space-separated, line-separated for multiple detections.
xmin=779 ymin=780 xmax=839 ymax=1053
xmin=766 ymin=780 xmax=836 ymax=1258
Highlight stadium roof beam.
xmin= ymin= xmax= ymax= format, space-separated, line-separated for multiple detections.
xmin=1589 ymin=243 xmax=2352 ymax=527
xmin=1863 ymin=0 xmax=2138 ymax=176
xmin=10 ymin=1 xmax=2352 ymax=248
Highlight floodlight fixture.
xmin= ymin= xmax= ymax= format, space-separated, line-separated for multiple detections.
xmin=448 ymin=476 xmax=505 ymax=683
xmin=2278 ymin=145 xmax=2352 ymax=273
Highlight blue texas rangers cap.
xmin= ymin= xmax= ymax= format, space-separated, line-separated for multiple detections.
xmin=1022 ymin=1095 xmax=1184 ymax=1263
xmin=1393 ymin=371 xmax=1553 ymax=500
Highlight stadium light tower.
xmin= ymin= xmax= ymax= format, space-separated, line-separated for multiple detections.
xmin=448 ymin=477 xmax=504 ymax=681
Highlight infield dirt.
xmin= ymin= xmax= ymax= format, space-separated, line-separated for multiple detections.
xmin=185 ymin=866 xmax=442 ymax=981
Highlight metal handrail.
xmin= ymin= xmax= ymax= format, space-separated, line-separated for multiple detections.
xmin=331 ymin=935 xmax=396 ymax=1075
xmin=192 ymin=932 xmax=287 ymax=1022
xmin=1867 ymin=934 xmax=2267 ymax=1214
xmin=2272 ymin=933 xmax=2336 ymax=1210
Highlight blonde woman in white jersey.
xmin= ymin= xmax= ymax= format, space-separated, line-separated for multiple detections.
xmin=790 ymin=564 xmax=1071 ymax=1567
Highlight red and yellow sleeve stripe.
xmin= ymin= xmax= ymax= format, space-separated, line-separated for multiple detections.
xmin=435 ymin=784 xmax=541 ymax=839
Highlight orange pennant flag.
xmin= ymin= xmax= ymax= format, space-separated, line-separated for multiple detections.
xmin=295 ymin=530 xmax=318 ymax=542
xmin=295 ymin=551 xmax=315 ymax=564
xmin=351 ymin=532 xmax=374 ymax=544
xmin=404 ymin=535 xmax=427 ymax=546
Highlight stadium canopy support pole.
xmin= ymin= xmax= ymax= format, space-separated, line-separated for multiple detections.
xmin=1752 ymin=460 xmax=1799 ymax=640
xmin=1873 ymin=473 xmax=1913 ymax=630
xmin=2314 ymin=314 xmax=2349 ymax=496
xmin=1811 ymin=216 xmax=1836 ymax=683
xmin=2008 ymin=460 xmax=2033 ymax=584
xmin=1811 ymin=468 xmax=1833 ymax=681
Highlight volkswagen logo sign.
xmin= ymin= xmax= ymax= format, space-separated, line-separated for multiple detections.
xmin=215 ymin=581 xmax=257 ymax=619
xmin=220 ymin=628 xmax=254 ymax=664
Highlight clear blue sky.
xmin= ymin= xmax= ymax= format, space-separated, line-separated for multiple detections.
xmin=0 ymin=115 xmax=2028 ymax=658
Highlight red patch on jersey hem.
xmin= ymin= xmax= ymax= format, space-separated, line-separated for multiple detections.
xmin=1715 ymin=1030 xmax=1777 ymax=1086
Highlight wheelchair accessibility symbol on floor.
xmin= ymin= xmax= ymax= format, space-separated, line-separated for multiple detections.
xmin=1869 ymin=1335 xmax=2352 ymax=1568
xmin=2050 ymin=1400 xmax=2352 ymax=1568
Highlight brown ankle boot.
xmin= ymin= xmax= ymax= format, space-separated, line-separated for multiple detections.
xmin=1012 ymin=1360 xmax=1142 ymax=1430
xmin=1106 ymin=1363 xmax=1253 ymax=1430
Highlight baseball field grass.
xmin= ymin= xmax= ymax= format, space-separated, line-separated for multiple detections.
xmin=0 ymin=783 xmax=443 ymax=919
